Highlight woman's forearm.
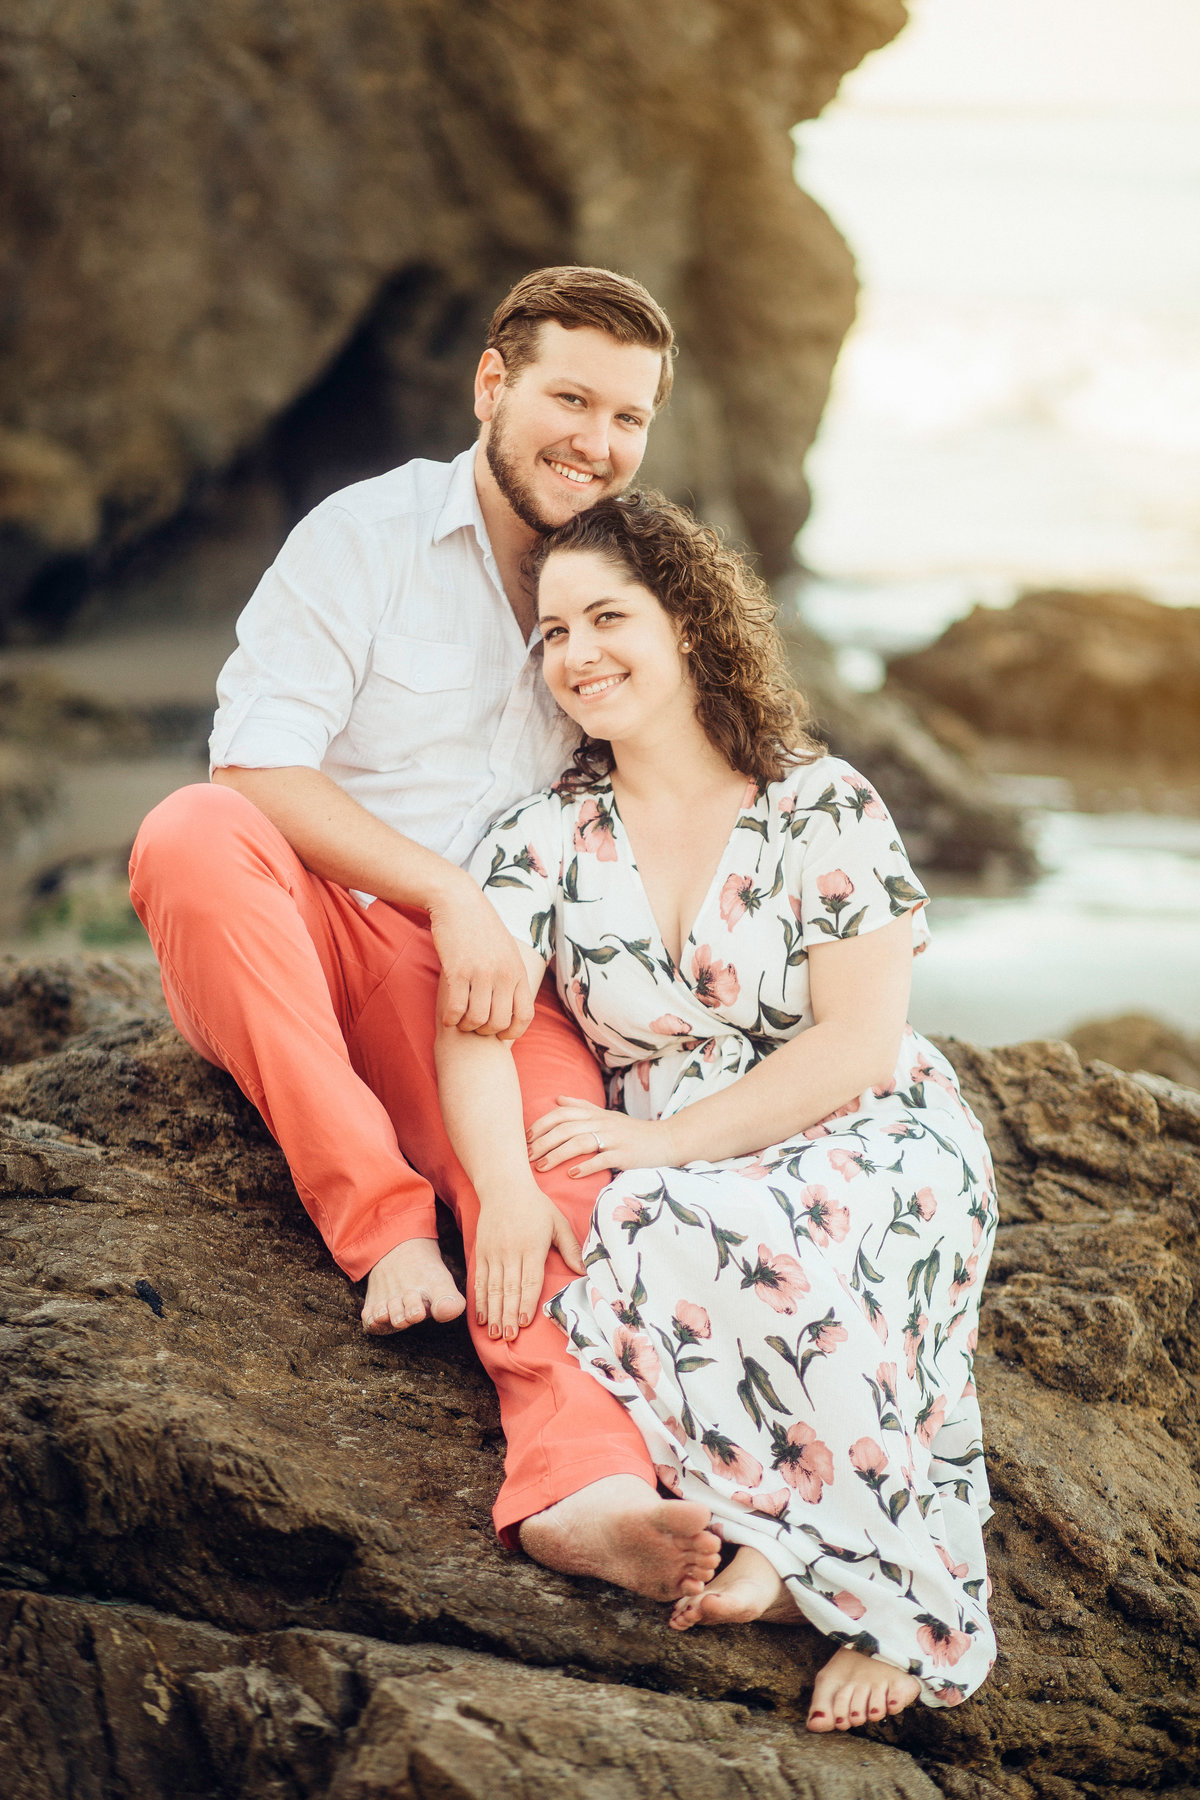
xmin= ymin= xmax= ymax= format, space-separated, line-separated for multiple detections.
xmin=434 ymin=1017 xmax=539 ymax=1207
xmin=665 ymin=1019 xmax=900 ymax=1166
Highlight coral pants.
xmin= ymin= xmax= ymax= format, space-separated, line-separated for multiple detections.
xmin=128 ymin=783 xmax=654 ymax=1541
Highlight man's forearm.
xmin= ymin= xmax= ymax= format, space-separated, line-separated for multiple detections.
xmin=212 ymin=765 xmax=468 ymax=910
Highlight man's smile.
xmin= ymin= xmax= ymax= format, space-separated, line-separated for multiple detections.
xmin=545 ymin=455 xmax=603 ymax=487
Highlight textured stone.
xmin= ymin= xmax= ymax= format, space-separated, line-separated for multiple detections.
xmin=0 ymin=0 xmax=904 ymax=627
xmin=0 ymin=960 xmax=1198 ymax=1796
xmin=886 ymin=588 xmax=1200 ymax=763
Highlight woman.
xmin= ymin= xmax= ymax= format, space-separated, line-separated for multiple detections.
xmin=435 ymin=492 xmax=997 ymax=1729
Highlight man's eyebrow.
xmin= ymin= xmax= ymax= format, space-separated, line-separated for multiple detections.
xmin=544 ymin=375 xmax=652 ymax=413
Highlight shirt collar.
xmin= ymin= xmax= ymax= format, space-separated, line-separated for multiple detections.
xmin=432 ymin=444 xmax=490 ymax=552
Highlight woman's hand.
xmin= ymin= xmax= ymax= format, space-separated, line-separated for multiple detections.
xmin=474 ymin=1188 xmax=585 ymax=1340
xmin=528 ymin=1096 xmax=681 ymax=1179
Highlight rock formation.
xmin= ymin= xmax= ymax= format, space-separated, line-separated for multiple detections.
xmin=1 ymin=953 xmax=1199 ymax=1797
xmin=886 ymin=588 xmax=1200 ymax=765
xmin=0 ymin=0 xmax=906 ymax=631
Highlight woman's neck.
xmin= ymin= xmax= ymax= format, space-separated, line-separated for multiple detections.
xmin=609 ymin=717 xmax=746 ymax=808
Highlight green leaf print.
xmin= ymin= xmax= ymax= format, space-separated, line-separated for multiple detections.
xmin=529 ymin=909 xmax=552 ymax=954
xmin=887 ymin=1490 xmax=910 ymax=1524
xmin=563 ymin=855 xmax=580 ymax=901
xmin=765 ymin=1334 xmax=798 ymax=1372
xmin=486 ymin=874 xmax=532 ymax=888
xmin=583 ymin=1241 xmax=611 ymax=1268
xmin=664 ymin=1194 xmax=702 ymax=1227
xmin=710 ymin=1221 xmax=747 ymax=1272
xmin=836 ymin=905 xmax=868 ymax=938
xmin=742 ymin=1350 xmax=788 ymax=1413
xmin=736 ymin=814 xmax=770 ymax=840
xmin=675 ymin=1353 xmax=717 ymax=1374
xmin=580 ymin=945 xmax=621 ymax=964
xmin=759 ymin=1000 xmax=801 ymax=1032
xmin=602 ymin=933 xmax=658 ymax=975
xmin=874 ymin=868 xmax=927 ymax=915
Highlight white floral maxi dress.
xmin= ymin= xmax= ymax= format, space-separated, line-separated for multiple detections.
xmin=469 ymin=756 xmax=998 ymax=1708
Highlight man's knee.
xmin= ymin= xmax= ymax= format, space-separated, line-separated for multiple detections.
xmin=129 ymin=782 xmax=260 ymax=911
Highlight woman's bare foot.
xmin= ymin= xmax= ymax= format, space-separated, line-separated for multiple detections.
xmin=807 ymin=1647 xmax=922 ymax=1731
xmin=519 ymin=1475 xmax=722 ymax=1601
xmin=361 ymin=1238 xmax=466 ymax=1333
xmin=669 ymin=1544 xmax=802 ymax=1631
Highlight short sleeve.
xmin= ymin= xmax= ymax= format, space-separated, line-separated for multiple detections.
xmin=468 ymin=792 xmax=561 ymax=964
xmin=210 ymin=502 xmax=386 ymax=772
xmin=782 ymin=760 xmax=930 ymax=956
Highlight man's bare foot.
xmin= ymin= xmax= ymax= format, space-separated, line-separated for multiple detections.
xmin=519 ymin=1475 xmax=722 ymax=1601
xmin=669 ymin=1543 xmax=802 ymax=1631
xmin=361 ymin=1238 xmax=466 ymax=1333
xmin=807 ymin=1647 xmax=922 ymax=1731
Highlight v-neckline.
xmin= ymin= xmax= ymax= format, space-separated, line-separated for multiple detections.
xmin=605 ymin=775 xmax=761 ymax=977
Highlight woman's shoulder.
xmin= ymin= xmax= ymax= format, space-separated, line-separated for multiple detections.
xmin=765 ymin=754 xmax=890 ymax=817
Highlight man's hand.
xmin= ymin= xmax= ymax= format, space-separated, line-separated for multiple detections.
xmin=528 ymin=1095 xmax=681 ymax=1178
xmin=474 ymin=1189 xmax=585 ymax=1339
xmin=429 ymin=875 xmax=536 ymax=1039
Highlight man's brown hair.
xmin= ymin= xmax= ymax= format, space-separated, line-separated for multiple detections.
xmin=486 ymin=266 xmax=675 ymax=410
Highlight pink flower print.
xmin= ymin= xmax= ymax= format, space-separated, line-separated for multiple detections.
xmin=816 ymin=869 xmax=854 ymax=905
xmin=573 ymin=796 xmax=618 ymax=861
xmin=937 ymin=1545 xmax=970 ymax=1580
xmin=828 ymin=1149 xmax=865 ymax=1182
xmin=691 ymin=944 xmax=740 ymax=1009
xmin=950 ymin=1254 xmax=979 ymax=1304
xmin=702 ymin=1432 xmax=763 ymax=1489
xmin=674 ymin=1300 xmax=712 ymax=1341
xmin=569 ymin=977 xmax=586 ymax=1010
xmin=701 ymin=1039 xmax=717 ymax=1062
xmin=861 ymin=1291 xmax=889 ymax=1342
xmin=719 ymin=872 xmax=756 ymax=930
xmin=733 ymin=1487 xmax=790 ymax=1518
xmin=916 ymin=1619 xmax=973 ymax=1668
xmin=740 ymin=1157 xmax=774 ymax=1181
xmin=634 ymin=1059 xmax=650 ymax=1091
xmin=833 ymin=1591 xmax=867 ymax=1620
xmin=650 ymin=1014 xmax=693 ymax=1037
xmin=803 ymin=1096 xmax=861 ymax=1139
xmin=788 ymin=894 xmax=803 ymax=924
xmin=916 ymin=1393 xmax=948 ymax=1447
xmin=849 ymin=1437 xmax=889 ymax=1485
xmin=746 ymin=1244 xmax=810 ymax=1314
xmin=909 ymin=1053 xmax=956 ymax=1097
xmin=812 ymin=1319 xmax=849 ymax=1354
xmin=914 ymin=1187 xmax=938 ymax=1222
xmin=654 ymin=1462 xmax=683 ymax=1497
xmin=775 ymin=1421 xmax=835 ymax=1502
xmin=613 ymin=1325 xmax=662 ymax=1401
xmin=966 ymin=1327 xmax=978 ymax=1354
xmin=970 ymin=1212 xmax=984 ymax=1246
xmin=613 ymin=1197 xmax=652 ymax=1230
xmin=663 ymin=1416 xmax=687 ymax=1445
xmin=904 ymin=1313 xmax=928 ymax=1378
xmin=848 ymin=779 xmax=887 ymax=820
xmin=872 ymin=1079 xmax=897 ymax=1099
xmin=876 ymin=1362 xmax=899 ymax=1406
xmin=522 ymin=843 xmax=547 ymax=878
xmin=800 ymin=1184 xmax=851 ymax=1247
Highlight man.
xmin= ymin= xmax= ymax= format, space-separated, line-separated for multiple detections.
xmin=129 ymin=267 xmax=721 ymax=1604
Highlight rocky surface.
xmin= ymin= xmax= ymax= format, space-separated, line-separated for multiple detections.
xmin=1 ymin=957 xmax=1199 ymax=1797
xmin=1068 ymin=1013 xmax=1200 ymax=1097
xmin=0 ymin=0 xmax=905 ymax=629
xmin=886 ymin=588 xmax=1200 ymax=764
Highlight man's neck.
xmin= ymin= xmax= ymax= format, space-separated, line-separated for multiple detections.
xmin=473 ymin=442 xmax=537 ymax=640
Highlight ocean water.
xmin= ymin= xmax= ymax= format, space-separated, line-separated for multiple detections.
xmin=791 ymin=104 xmax=1200 ymax=1044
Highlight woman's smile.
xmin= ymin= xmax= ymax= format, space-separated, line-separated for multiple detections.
xmin=573 ymin=671 xmax=629 ymax=700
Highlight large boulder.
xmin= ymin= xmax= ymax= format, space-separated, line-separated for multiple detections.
xmin=0 ymin=0 xmax=905 ymax=630
xmin=1 ymin=955 xmax=1199 ymax=1797
xmin=886 ymin=589 xmax=1200 ymax=764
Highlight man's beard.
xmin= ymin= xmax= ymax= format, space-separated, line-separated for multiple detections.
xmin=485 ymin=397 xmax=614 ymax=534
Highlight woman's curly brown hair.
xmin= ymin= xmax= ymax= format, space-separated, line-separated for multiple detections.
xmin=528 ymin=490 xmax=823 ymax=792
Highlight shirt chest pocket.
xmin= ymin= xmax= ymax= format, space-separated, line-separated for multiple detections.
xmin=347 ymin=633 xmax=476 ymax=766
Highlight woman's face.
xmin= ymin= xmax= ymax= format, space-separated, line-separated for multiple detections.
xmin=536 ymin=548 xmax=694 ymax=742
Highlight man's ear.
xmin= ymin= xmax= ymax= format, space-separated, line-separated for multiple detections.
xmin=474 ymin=348 xmax=507 ymax=424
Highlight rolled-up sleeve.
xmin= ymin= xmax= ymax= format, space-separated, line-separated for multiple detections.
xmin=210 ymin=503 xmax=387 ymax=771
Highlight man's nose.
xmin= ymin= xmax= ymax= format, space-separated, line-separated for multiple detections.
xmin=567 ymin=415 xmax=612 ymax=467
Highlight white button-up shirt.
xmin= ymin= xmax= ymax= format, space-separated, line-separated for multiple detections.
xmin=210 ymin=448 xmax=581 ymax=894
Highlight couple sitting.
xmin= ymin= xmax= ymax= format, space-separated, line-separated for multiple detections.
xmin=130 ymin=265 xmax=996 ymax=1731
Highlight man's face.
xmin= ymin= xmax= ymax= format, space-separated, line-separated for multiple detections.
xmin=476 ymin=321 xmax=662 ymax=533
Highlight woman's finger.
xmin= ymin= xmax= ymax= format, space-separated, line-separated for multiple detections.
xmin=500 ymin=1260 xmax=523 ymax=1341
xmin=567 ymin=1150 xmax=619 ymax=1179
xmin=486 ymin=1261 xmax=505 ymax=1335
xmin=537 ymin=1131 xmax=613 ymax=1173
xmin=529 ymin=1124 xmax=600 ymax=1165
xmin=474 ymin=1261 xmax=489 ymax=1327
xmin=518 ymin=1259 xmax=543 ymax=1329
